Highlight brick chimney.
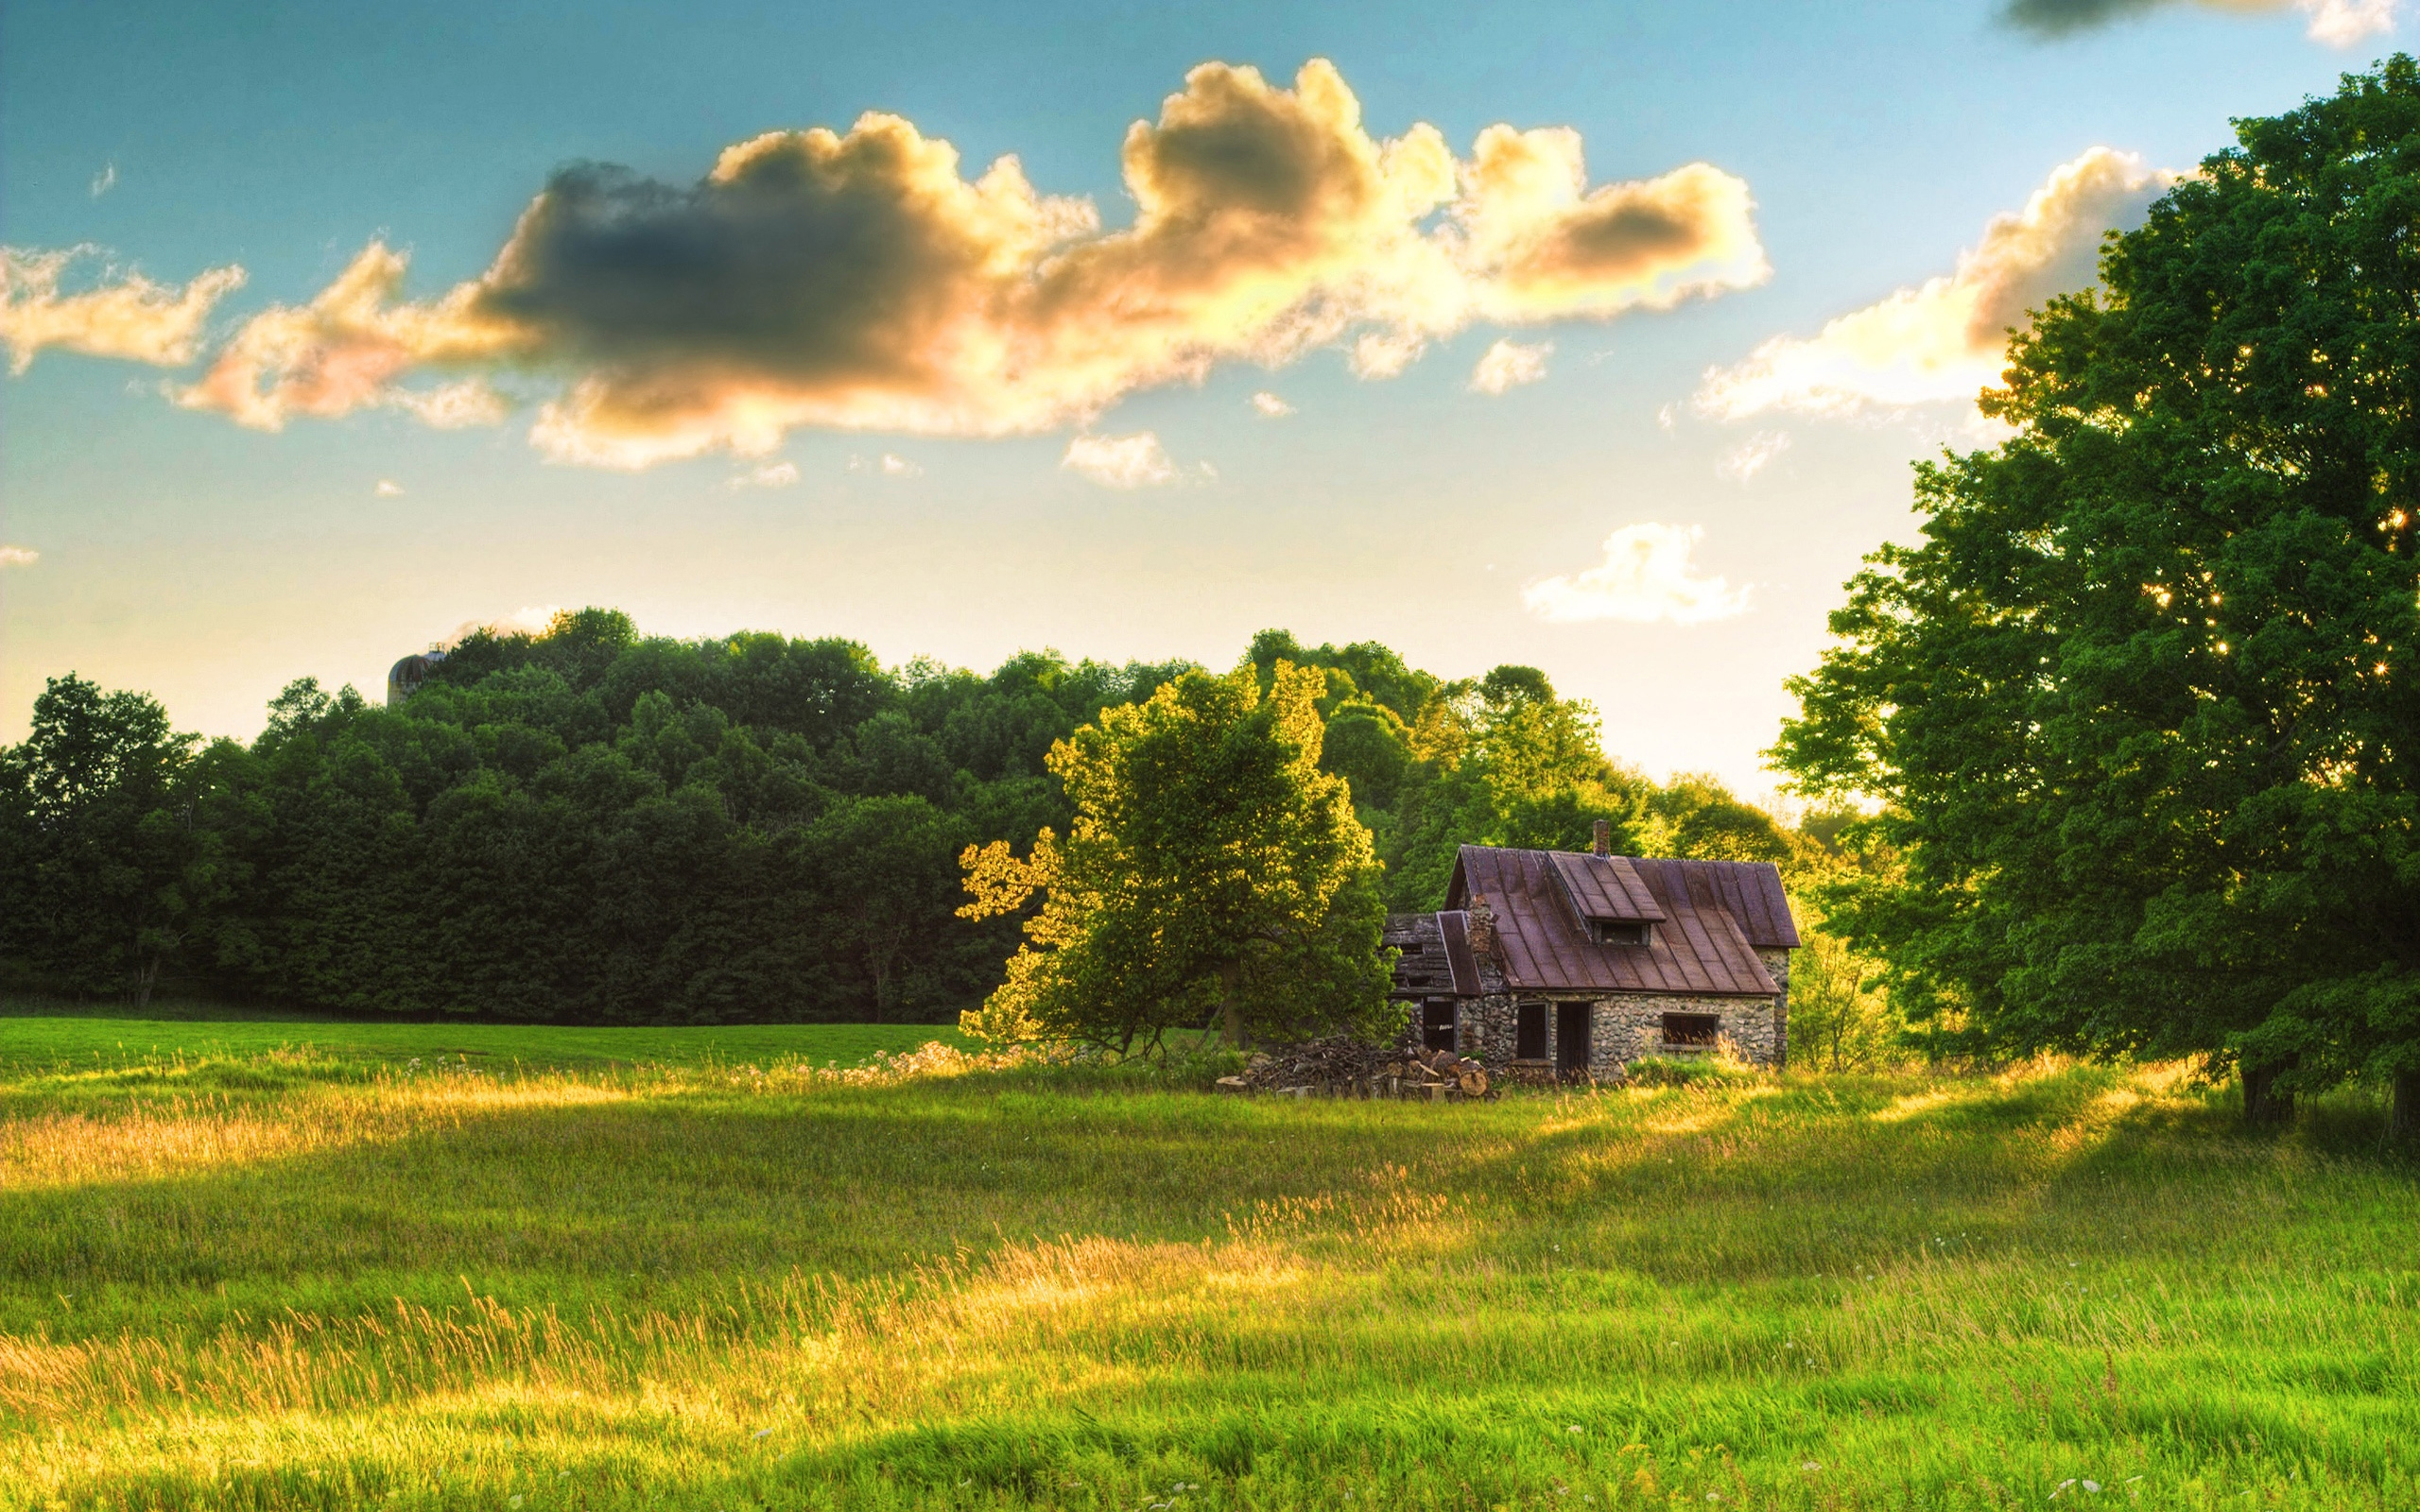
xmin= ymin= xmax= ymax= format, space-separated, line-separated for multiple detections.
xmin=1593 ymin=818 xmax=1611 ymax=856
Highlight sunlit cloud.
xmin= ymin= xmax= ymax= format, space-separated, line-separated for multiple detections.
xmin=1717 ymin=430 xmax=1789 ymax=481
xmin=1522 ymin=523 xmax=1750 ymax=625
xmin=450 ymin=605 xmax=563 ymax=643
xmin=374 ymin=479 xmax=405 ymax=497
xmin=846 ymin=453 xmax=921 ymax=476
xmin=0 ymin=247 xmax=246 ymax=374
xmin=136 ymin=60 xmax=1761 ymax=468
xmin=1251 ymin=390 xmax=1295 ymax=418
xmin=2002 ymin=0 xmax=2395 ymax=45
xmin=1695 ymin=147 xmax=2168 ymax=423
xmin=1062 ymin=431 xmax=1178 ymax=489
xmin=1470 ymin=337 xmax=1550 ymax=394
xmin=729 ymin=461 xmax=800 ymax=488
xmin=0 ymin=545 xmax=38 ymax=569
xmin=90 ymin=164 xmax=116 ymax=199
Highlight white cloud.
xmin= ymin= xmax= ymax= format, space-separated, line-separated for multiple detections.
xmin=1251 ymin=390 xmax=1294 ymax=418
xmin=1655 ymin=402 xmax=1678 ymax=435
xmin=2302 ymin=0 xmax=2397 ymax=43
xmin=450 ymin=604 xmax=563 ymax=643
xmin=1522 ymin=523 xmax=1750 ymax=625
xmin=91 ymin=164 xmax=116 ymax=199
xmin=1470 ymin=337 xmax=1551 ymax=395
xmin=1062 ymin=431 xmax=1179 ymax=489
xmin=0 ymin=246 xmax=246 ymax=373
xmin=1696 ymin=147 xmax=2169 ymax=422
xmin=881 ymin=453 xmax=920 ymax=476
xmin=374 ymin=479 xmax=405 ymax=497
xmin=729 ymin=461 xmax=800 ymax=488
xmin=0 ymin=545 xmax=38 ymax=568
xmin=1717 ymin=430 xmax=1790 ymax=482
xmin=390 ymin=379 xmax=508 ymax=429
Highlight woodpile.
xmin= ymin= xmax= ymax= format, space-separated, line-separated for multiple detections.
xmin=1214 ymin=1037 xmax=1495 ymax=1102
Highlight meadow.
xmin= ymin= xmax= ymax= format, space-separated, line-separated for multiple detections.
xmin=0 ymin=1016 xmax=2413 ymax=1510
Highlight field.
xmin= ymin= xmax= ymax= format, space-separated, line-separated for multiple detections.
xmin=0 ymin=1017 xmax=2414 ymax=1510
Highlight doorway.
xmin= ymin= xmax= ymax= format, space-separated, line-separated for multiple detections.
xmin=1556 ymin=1002 xmax=1592 ymax=1074
xmin=1422 ymin=1001 xmax=1459 ymax=1052
xmin=1514 ymin=1001 xmax=1547 ymax=1060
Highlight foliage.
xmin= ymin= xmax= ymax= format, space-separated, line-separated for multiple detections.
xmin=6 ymin=612 xmax=1833 ymax=1026
xmin=2 ymin=1027 xmax=2415 ymax=1507
xmin=1773 ymin=60 xmax=2420 ymax=1105
xmin=959 ymin=663 xmax=1392 ymax=1052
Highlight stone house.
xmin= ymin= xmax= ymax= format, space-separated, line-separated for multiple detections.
xmin=1383 ymin=823 xmax=1798 ymax=1076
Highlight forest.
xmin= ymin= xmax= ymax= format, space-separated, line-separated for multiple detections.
xmin=0 ymin=611 xmax=1825 ymax=1025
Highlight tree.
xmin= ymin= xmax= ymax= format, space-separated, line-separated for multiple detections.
xmin=1772 ymin=60 xmax=2420 ymax=1129
xmin=958 ymin=662 xmax=1392 ymax=1052
xmin=0 ymin=675 xmax=216 ymax=1004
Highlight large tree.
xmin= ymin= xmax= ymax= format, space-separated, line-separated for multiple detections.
xmin=957 ymin=662 xmax=1392 ymax=1052
xmin=1773 ymin=60 xmax=2420 ymax=1130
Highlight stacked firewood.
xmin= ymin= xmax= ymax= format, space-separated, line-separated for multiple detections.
xmin=1216 ymin=1038 xmax=1495 ymax=1101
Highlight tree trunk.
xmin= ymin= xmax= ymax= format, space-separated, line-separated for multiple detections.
xmin=2392 ymin=1070 xmax=2420 ymax=1144
xmin=1220 ymin=962 xmax=1244 ymax=1048
xmin=2242 ymin=1062 xmax=2294 ymax=1125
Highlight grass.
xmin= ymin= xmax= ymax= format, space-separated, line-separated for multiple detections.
xmin=0 ymin=1021 xmax=2413 ymax=1510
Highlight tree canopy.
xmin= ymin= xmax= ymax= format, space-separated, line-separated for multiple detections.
xmin=1773 ymin=59 xmax=2420 ymax=1120
xmin=959 ymin=662 xmax=1391 ymax=1051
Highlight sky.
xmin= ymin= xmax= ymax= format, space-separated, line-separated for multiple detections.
xmin=0 ymin=0 xmax=2405 ymax=798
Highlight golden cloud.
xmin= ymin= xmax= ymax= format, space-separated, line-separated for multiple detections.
xmin=1695 ymin=147 xmax=2168 ymax=422
xmin=166 ymin=60 xmax=1763 ymax=467
xmin=0 ymin=248 xmax=245 ymax=374
xmin=1522 ymin=523 xmax=1750 ymax=625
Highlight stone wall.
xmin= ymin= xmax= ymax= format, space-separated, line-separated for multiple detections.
xmin=1463 ymin=991 xmax=1780 ymax=1074
xmin=1756 ymin=948 xmax=1791 ymax=1068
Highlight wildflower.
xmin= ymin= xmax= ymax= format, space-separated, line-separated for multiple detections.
xmin=1567 ymin=1425 xmax=1583 ymax=1434
xmin=752 ymin=1428 xmax=771 ymax=1439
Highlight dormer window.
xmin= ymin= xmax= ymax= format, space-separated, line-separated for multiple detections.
xmin=1590 ymin=919 xmax=1650 ymax=947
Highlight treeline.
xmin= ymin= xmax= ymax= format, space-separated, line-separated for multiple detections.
xmin=0 ymin=611 xmax=1824 ymax=1025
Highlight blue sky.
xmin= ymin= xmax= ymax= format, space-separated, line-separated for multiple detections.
xmin=0 ymin=0 xmax=2398 ymax=794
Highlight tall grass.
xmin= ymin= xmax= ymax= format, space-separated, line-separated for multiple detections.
xmin=0 ymin=1029 xmax=2411 ymax=1509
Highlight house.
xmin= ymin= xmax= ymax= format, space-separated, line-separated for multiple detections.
xmin=1383 ymin=821 xmax=1798 ymax=1076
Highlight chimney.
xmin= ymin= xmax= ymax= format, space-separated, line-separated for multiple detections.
xmin=1593 ymin=818 xmax=1611 ymax=857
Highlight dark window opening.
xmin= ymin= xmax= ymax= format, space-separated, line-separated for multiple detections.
xmin=1515 ymin=1001 xmax=1548 ymax=1060
xmin=1590 ymin=920 xmax=1649 ymax=946
xmin=1661 ymin=1012 xmax=1720 ymax=1047
xmin=1556 ymin=1002 xmax=1592 ymax=1073
xmin=1422 ymin=1001 xmax=1458 ymax=1052
xmin=1395 ymin=941 xmax=1426 ymax=954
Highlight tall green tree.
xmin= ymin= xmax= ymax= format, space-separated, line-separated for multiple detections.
xmin=0 ymin=676 xmax=219 ymax=1005
xmin=1773 ymin=60 xmax=2420 ymax=1130
xmin=958 ymin=662 xmax=1392 ymax=1052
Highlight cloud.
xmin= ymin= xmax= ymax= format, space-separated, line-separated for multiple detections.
xmin=159 ymin=60 xmax=1763 ymax=467
xmin=2002 ymin=0 xmax=2394 ymax=45
xmin=450 ymin=604 xmax=563 ymax=643
xmin=1470 ymin=336 xmax=1550 ymax=394
xmin=0 ymin=247 xmax=246 ymax=374
xmin=1063 ymin=431 xmax=1178 ymax=488
xmin=0 ymin=545 xmax=37 ymax=568
xmin=1717 ymin=430 xmax=1789 ymax=481
xmin=1251 ymin=390 xmax=1295 ymax=417
xmin=729 ymin=460 xmax=799 ymax=488
xmin=1522 ymin=523 xmax=1750 ymax=625
xmin=374 ymin=478 xmax=405 ymax=496
xmin=1696 ymin=147 xmax=2168 ymax=422
xmin=91 ymin=164 xmax=116 ymax=199
xmin=845 ymin=452 xmax=921 ymax=476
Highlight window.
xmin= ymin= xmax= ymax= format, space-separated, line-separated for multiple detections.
xmin=1590 ymin=920 xmax=1649 ymax=946
xmin=1660 ymin=1012 xmax=1720 ymax=1047
xmin=1556 ymin=1003 xmax=1592 ymax=1073
xmin=1422 ymin=1001 xmax=1458 ymax=1052
xmin=1515 ymin=1001 xmax=1548 ymax=1060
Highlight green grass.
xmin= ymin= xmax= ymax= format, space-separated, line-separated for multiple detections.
xmin=1 ymin=1022 xmax=2414 ymax=1510
xmin=0 ymin=1004 xmax=968 ymax=1073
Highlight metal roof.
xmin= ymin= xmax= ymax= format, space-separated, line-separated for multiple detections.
xmin=1443 ymin=845 xmax=1789 ymax=997
xmin=1545 ymin=850 xmax=1666 ymax=923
